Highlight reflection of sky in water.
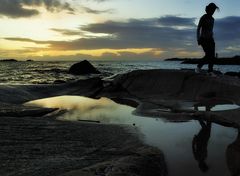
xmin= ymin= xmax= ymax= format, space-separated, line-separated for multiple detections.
xmin=26 ymin=96 xmax=238 ymax=176
xmin=190 ymin=104 xmax=239 ymax=112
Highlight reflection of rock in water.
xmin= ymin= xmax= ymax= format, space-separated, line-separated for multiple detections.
xmin=192 ymin=120 xmax=212 ymax=172
xmin=226 ymin=129 xmax=240 ymax=176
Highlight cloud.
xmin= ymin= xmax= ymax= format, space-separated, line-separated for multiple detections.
xmin=0 ymin=0 xmax=74 ymax=18
xmin=2 ymin=17 xmax=198 ymax=50
xmin=158 ymin=15 xmax=196 ymax=27
xmin=4 ymin=15 xmax=240 ymax=57
xmin=81 ymin=6 xmax=114 ymax=14
xmin=50 ymin=28 xmax=81 ymax=36
xmin=4 ymin=37 xmax=48 ymax=44
xmin=214 ymin=16 xmax=240 ymax=54
xmin=215 ymin=16 xmax=240 ymax=41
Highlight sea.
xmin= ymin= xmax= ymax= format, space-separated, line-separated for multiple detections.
xmin=0 ymin=60 xmax=239 ymax=85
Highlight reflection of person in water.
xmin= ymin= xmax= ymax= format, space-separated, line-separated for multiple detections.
xmin=226 ymin=129 xmax=240 ymax=176
xmin=192 ymin=120 xmax=212 ymax=172
xmin=196 ymin=3 xmax=219 ymax=74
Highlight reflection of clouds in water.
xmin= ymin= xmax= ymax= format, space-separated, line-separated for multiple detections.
xmin=27 ymin=96 xmax=116 ymax=110
xmin=58 ymin=106 xmax=128 ymax=123
xmin=26 ymin=96 xmax=132 ymax=124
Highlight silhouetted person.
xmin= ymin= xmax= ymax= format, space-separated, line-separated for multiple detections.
xmin=192 ymin=120 xmax=212 ymax=172
xmin=226 ymin=129 xmax=240 ymax=176
xmin=196 ymin=3 xmax=219 ymax=74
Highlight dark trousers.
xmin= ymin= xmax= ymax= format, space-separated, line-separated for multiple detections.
xmin=198 ymin=38 xmax=215 ymax=72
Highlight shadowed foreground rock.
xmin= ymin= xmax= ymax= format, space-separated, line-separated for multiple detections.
xmin=0 ymin=114 xmax=166 ymax=176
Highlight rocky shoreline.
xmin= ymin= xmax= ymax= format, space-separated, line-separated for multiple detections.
xmin=1 ymin=69 xmax=240 ymax=175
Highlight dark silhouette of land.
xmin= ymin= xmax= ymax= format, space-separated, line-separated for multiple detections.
xmin=165 ymin=55 xmax=240 ymax=65
xmin=0 ymin=59 xmax=18 ymax=62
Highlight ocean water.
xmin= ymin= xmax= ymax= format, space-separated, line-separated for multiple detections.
xmin=0 ymin=60 xmax=239 ymax=85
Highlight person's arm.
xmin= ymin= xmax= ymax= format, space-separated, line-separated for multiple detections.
xmin=197 ymin=17 xmax=203 ymax=45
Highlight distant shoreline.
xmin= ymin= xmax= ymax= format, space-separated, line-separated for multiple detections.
xmin=0 ymin=59 xmax=33 ymax=62
xmin=0 ymin=59 xmax=18 ymax=62
xmin=165 ymin=55 xmax=240 ymax=65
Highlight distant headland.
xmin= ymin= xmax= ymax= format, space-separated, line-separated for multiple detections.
xmin=165 ymin=55 xmax=240 ymax=65
xmin=0 ymin=59 xmax=18 ymax=62
xmin=0 ymin=59 xmax=34 ymax=62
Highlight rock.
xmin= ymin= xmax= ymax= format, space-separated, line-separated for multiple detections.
xmin=0 ymin=111 xmax=166 ymax=176
xmin=225 ymin=72 xmax=240 ymax=78
xmin=0 ymin=77 xmax=103 ymax=104
xmin=102 ymin=69 xmax=240 ymax=103
xmin=99 ymin=69 xmax=240 ymax=127
xmin=69 ymin=60 xmax=100 ymax=75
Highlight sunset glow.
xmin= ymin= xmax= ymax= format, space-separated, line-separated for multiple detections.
xmin=0 ymin=0 xmax=239 ymax=60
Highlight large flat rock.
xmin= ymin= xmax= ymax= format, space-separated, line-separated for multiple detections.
xmin=102 ymin=69 xmax=240 ymax=103
xmin=0 ymin=78 xmax=103 ymax=104
xmin=0 ymin=114 xmax=166 ymax=176
xmin=100 ymin=69 xmax=240 ymax=127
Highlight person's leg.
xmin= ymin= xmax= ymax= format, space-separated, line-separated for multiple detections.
xmin=207 ymin=40 xmax=215 ymax=72
xmin=197 ymin=41 xmax=208 ymax=69
xmin=197 ymin=57 xmax=205 ymax=69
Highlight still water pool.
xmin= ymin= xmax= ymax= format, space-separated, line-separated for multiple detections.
xmin=25 ymin=96 xmax=240 ymax=176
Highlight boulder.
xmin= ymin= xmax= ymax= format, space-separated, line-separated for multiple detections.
xmin=69 ymin=60 xmax=100 ymax=75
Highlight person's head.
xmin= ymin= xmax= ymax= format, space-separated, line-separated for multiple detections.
xmin=205 ymin=3 xmax=219 ymax=15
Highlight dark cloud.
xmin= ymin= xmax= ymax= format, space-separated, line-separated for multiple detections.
xmin=4 ymin=15 xmax=240 ymax=57
xmin=158 ymin=16 xmax=196 ymax=27
xmin=81 ymin=6 xmax=114 ymax=14
xmin=4 ymin=17 xmax=195 ymax=51
xmin=0 ymin=0 xmax=74 ymax=18
xmin=50 ymin=28 xmax=81 ymax=36
xmin=4 ymin=37 xmax=48 ymax=44
xmin=78 ymin=17 xmax=195 ymax=49
xmin=215 ymin=16 xmax=240 ymax=41
xmin=0 ymin=0 xmax=39 ymax=18
xmin=214 ymin=16 xmax=240 ymax=54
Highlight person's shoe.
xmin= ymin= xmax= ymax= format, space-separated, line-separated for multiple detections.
xmin=195 ymin=67 xmax=201 ymax=73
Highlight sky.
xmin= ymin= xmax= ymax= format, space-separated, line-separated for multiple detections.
xmin=0 ymin=0 xmax=239 ymax=61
